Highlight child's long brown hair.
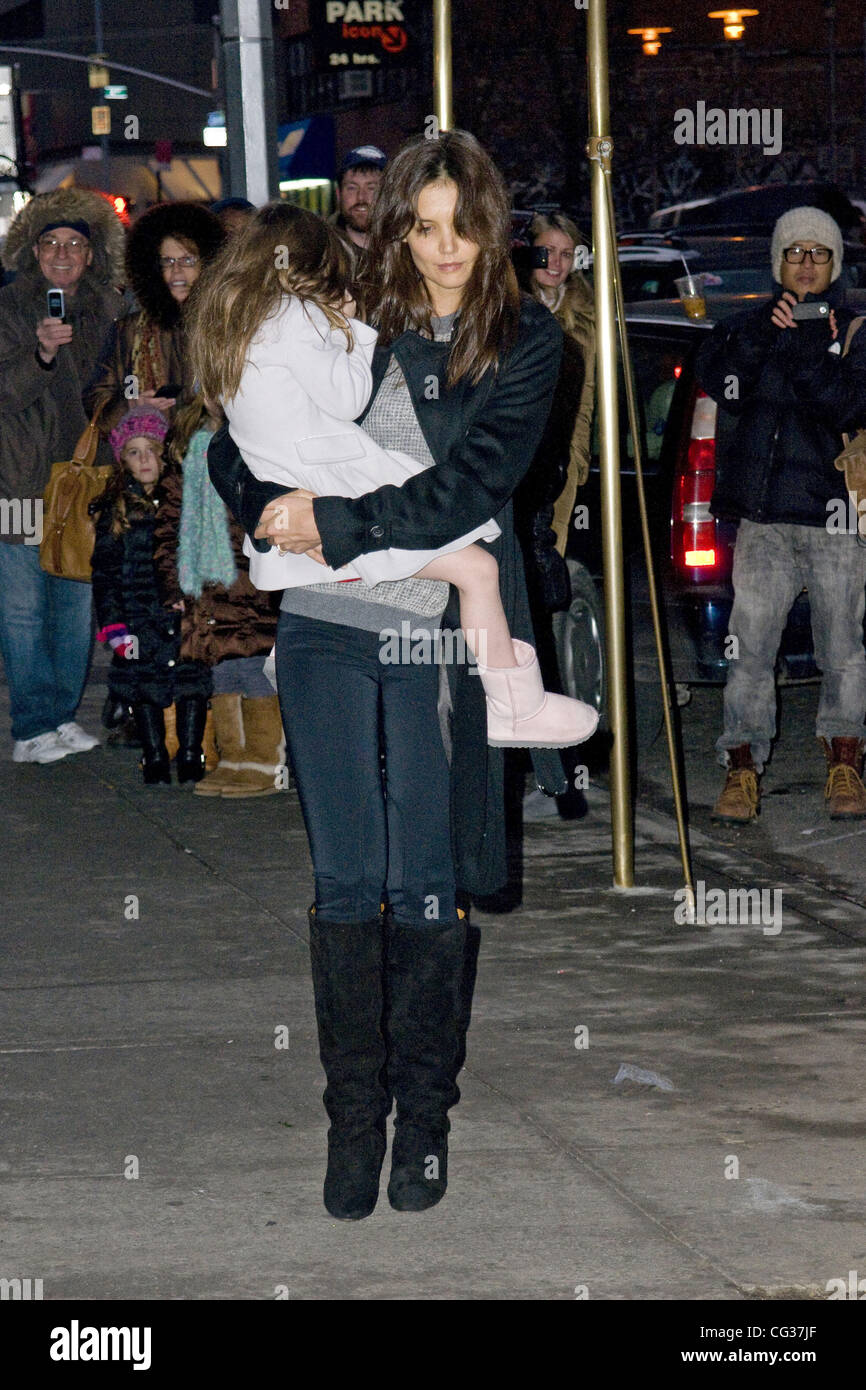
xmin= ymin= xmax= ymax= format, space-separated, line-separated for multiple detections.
xmin=187 ymin=203 xmax=358 ymax=404
xmin=96 ymin=461 xmax=162 ymax=539
xmin=360 ymin=129 xmax=520 ymax=386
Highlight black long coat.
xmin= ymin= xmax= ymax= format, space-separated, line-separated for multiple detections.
xmin=207 ymin=294 xmax=563 ymax=894
xmin=91 ymin=476 xmax=212 ymax=706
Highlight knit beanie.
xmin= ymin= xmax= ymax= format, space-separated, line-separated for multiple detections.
xmin=770 ymin=206 xmax=843 ymax=283
xmin=109 ymin=408 xmax=169 ymax=462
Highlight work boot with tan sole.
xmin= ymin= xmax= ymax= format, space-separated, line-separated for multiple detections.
xmin=821 ymin=737 xmax=866 ymax=820
xmin=711 ymin=743 xmax=760 ymax=824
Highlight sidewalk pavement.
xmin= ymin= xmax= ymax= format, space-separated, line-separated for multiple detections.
xmin=2 ymin=661 xmax=865 ymax=1301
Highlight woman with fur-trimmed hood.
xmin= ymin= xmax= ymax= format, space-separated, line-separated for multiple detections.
xmin=0 ymin=188 xmax=125 ymax=762
xmin=85 ymin=202 xmax=224 ymax=435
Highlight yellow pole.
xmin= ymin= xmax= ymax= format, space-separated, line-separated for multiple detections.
xmin=433 ymin=0 xmax=453 ymax=131
xmin=586 ymin=0 xmax=634 ymax=886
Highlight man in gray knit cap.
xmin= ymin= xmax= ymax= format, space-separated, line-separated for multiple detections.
xmin=697 ymin=206 xmax=866 ymax=823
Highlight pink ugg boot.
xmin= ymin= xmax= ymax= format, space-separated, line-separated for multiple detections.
xmin=478 ymin=639 xmax=599 ymax=749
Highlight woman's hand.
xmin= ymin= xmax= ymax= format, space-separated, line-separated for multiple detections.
xmin=254 ymin=489 xmax=323 ymax=555
xmin=139 ymin=388 xmax=177 ymax=412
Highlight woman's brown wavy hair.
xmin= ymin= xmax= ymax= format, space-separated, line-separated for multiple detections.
xmin=360 ymin=129 xmax=520 ymax=385
xmin=187 ymin=203 xmax=358 ymax=404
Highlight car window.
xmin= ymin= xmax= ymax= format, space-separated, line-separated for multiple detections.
xmin=591 ymin=329 xmax=696 ymax=471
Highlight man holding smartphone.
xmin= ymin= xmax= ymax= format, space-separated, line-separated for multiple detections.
xmin=0 ymin=192 xmax=122 ymax=763
xmin=697 ymin=207 xmax=866 ymax=823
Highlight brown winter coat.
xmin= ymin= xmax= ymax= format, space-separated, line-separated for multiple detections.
xmin=0 ymin=187 xmax=125 ymax=522
xmin=83 ymin=310 xmax=193 ymax=434
xmin=83 ymin=201 xmax=225 ymax=436
xmin=533 ymin=276 xmax=596 ymax=555
xmin=152 ymin=466 xmax=279 ymax=667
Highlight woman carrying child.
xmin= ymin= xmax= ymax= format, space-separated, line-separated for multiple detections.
xmin=90 ymin=408 xmax=212 ymax=784
xmin=198 ymin=132 xmax=586 ymax=1220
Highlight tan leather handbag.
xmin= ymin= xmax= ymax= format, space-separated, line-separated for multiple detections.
xmin=39 ymin=407 xmax=112 ymax=582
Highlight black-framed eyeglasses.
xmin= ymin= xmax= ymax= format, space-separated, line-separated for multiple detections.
xmin=159 ymin=255 xmax=200 ymax=269
xmin=783 ymin=246 xmax=833 ymax=264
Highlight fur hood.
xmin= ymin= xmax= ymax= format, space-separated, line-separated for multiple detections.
xmin=125 ymin=202 xmax=225 ymax=330
xmin=2 ymin=187 xmax=126 ymax=286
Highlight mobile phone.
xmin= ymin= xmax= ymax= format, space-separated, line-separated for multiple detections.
xmin=47 ymin=288 xmax=65 ymax=320
xmin=791 ymin=301 xmax=829 ymax=320
xmin=156 ymin=383 xmax=182 ymax=398
xmin=530 ymin=246 xmax=549 ymax=269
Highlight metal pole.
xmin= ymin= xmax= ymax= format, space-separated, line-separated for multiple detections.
xmin=433 ymin=0 xmax=453 ymax=131
xmin=220 ymin=0 xmax=278 ymax=204
xmin=586 ymin=0 xmax=634 ymax=887
xmin=601 ymin=172 xmax=694 ymax=907
xmin=826 ymin=1 xmax=837 ymax=183
xmin=0 ymin=46 xmax=212 ymax=97
xmin=93 ymin=0 xmax=108 ymax=189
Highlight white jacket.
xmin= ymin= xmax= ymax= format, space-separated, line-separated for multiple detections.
xmin=224 ymin=295 xmax=498 ymax=590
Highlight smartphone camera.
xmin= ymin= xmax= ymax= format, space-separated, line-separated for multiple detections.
xmin=790 ymin=301 xmax=830 ymax=321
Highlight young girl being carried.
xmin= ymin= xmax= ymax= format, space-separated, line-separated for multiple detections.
xmin=191 ymin=204 xmax=597 ymax=748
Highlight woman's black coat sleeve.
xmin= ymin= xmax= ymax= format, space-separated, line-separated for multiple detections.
xmin=313 ymin=309 xmax=563 ymax=571
xmin=207 ymin=422 xmax=293 ymax=554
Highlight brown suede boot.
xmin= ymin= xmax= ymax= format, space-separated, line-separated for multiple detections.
xmin=821 ymin=737 xmax=866 ymax=820
xmin=711 ymin=744 xmax=760 ymax=824
xmin=194 ymin=694 xmax=245 ymax=797
xmin=220 ymin=695 xmax=287 ymax=798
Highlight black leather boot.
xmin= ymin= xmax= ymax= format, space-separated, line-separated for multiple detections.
xmin=384 ymin=916 xmax=466 ymax=1212
xmin=132 ymin=702 xmax=170 ymax=785
xmin=308 ymin=908 xmax=389 ymax=1220
xmin=175 ymin=695 xmax=208 ymax=784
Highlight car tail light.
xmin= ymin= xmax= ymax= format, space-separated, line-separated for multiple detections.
xmin=672 ymin=388 xmax=718 ymax=576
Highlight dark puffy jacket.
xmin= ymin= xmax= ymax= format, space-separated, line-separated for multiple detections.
xmin=696 ymin=281 xmax=866 ymax=527
xmin=152 ymin=466 xmax=280 ymax=666
xmin=91 ymin=475 xmax=211 ymax=706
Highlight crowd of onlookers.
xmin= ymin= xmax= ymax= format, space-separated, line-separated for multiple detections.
xmin=0 ymin=144 xmax=596 ymax=795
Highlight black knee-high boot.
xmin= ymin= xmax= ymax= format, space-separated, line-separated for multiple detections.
xmin=384 ymin=916 xmax=466 ymax=1212
xmin=132 ymin=702 xmax=170 ymax=784
xmin=175 ymin=695 xmax=208 ymax=784
xmin=307 ymin=908 xmax=389 ymax=1220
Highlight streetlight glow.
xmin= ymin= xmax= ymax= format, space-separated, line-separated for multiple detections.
xmin=707 ymin=10 xmax=759 ymax=41
xmin=627 ymin=26 xmax=672 ymax=57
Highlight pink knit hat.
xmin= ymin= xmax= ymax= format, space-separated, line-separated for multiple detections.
xmin=109 ymin=408 xmax=169 ymax=462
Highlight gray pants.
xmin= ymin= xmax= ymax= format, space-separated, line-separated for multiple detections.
xmin=716 ymin=519 xmax=866 ymax=771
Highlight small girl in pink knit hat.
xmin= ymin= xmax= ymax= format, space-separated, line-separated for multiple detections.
xmin=91 ymin=407 xmax=212 ymax=784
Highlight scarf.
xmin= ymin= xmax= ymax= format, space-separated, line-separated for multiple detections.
xmin=130 ymin=312 xmax=167 ymax=393
xmin=176 ymin=428 xmax=238 ymax=597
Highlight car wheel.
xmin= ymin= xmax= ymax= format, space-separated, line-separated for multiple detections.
xmin=553 ymin=559 xmax=607 ymax=729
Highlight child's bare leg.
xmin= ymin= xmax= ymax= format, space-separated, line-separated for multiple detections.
xmin=414 ymin=545 xmax=515 ymax=667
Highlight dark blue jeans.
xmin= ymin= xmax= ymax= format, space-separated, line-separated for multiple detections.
xmin=275 ymin=610 xmax=457 ymax=925
xmin=0 ymin=542 xmax=93 ymax=741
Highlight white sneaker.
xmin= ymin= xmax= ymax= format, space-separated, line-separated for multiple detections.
xmin=12 ymin=732 xmax=71 ymax=764
xmin=56 ymin=721 xmax=100 ymax=753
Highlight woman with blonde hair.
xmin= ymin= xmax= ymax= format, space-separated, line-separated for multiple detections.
xmin=527 ymin=212 xmax=595 ymax=557
xmin=204 ymin=131 xmax=566 ymax=1221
